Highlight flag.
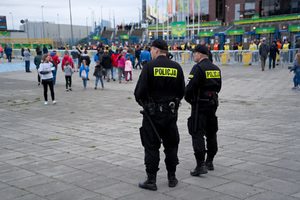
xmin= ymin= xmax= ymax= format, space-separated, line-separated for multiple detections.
xmin=185 ymin=0 xmax=188 ymax=13
xmin=155 ymin=0 xmax=158 ymax=14
xmin=179 ymin=0 xmax=183 ymax=12
xmin=191 ymin=0 xmax=194 ymax=13
xmin=197 ymin=0 xmax=200 ymax=10
xmin=167 ymin=0 xmax=168 ymax=13
xmin=168 ymin=0 xmax=173 ymax=14
xmin=176 ymin=0 xmax=179 ymax=13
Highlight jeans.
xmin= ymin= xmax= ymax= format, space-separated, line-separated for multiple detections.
xmin=135 ymin=57 xmax=141 ymax=69
xmin=118 ymin=67 xmax=125 ymax=82
xmin=105 ymin=68 xmax=111 ymax=81
xmin=269 ymin=56 xmax=276 ymax=69
xmin=65 ymin=76 xmax=72 ymax=89
xmin=82 ymin=78 xmax=87 ymax=88
xmin=0 ymin=51 xmax=3 ymax=58
xmin=112 ymin=67 xmax=117 ymax=80
xmin=95 ymin=76 xmax=104 ymax=88
xmin=52 ymin=67 xmax=57 ymax=85
xmin=7 ymin=53 xmax=12 ymax=62
xmin=293 ymin=71 xmax=300 ymax=87
xmin=25 ymin=60 xmax=30 ymax=72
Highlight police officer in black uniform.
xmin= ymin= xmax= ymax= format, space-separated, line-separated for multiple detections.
xmin=134 ymin=39 xmax=185 ymax=191
xmin=185 ymin=44 xmax=222 ymax=176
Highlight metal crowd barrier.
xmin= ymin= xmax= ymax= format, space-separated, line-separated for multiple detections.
xmin=7 ymin=49 xmax=300 ymax=67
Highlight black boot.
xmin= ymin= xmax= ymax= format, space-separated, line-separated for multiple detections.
xmin=138 ymin=173 xmax=157 ymax=191
xmin=190 ymin=161 xmax=208 ymax=176
xmin=206 ymin=161 xmax=214 ymax=171
xmin=167 ymin=172 xmax=178 ymax=187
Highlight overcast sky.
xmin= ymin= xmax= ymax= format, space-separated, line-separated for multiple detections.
xmin=1 ymin=0 xmax=163 ymax=30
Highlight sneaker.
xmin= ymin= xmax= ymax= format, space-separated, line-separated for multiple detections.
xmin=66 ymin=89 xmax=69 ymax=92
xmin=292 ymin=87 xmax=298 ymax=90
xmin=38 ymin=82 xmax=40 ymax=86
xmin=69 ymin=88 xmax=72 ymax=91
xmin=52 ymin=100 xmax=57 ymax=105
xmin=44 ymin=101 xmax=48 ymax=105
xmin=94 ymin=87 xmax=97 ymax=90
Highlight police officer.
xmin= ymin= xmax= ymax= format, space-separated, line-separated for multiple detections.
xmin=185 ymin=44 xmax=222 ymax=176
xmin=134 ymin=39 xmax=185 ymax=191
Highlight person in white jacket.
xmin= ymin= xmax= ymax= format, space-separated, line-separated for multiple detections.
xmin=38 ymin=54 xmax=56 ymax=105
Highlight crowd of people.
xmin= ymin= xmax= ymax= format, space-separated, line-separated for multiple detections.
xmin=31 ymin=42 xmax=155 ymax=105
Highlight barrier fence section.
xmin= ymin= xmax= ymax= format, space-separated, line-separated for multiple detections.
xmin=6 ymin=49 xmax=300 ymax=67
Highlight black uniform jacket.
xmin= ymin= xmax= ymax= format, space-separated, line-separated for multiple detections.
xmin=185 ymin=58 xmax=222 ymax=104
xmin=134 ymin=55 xmax=185 ymax=103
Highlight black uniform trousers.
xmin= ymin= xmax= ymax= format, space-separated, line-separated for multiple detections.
xmin=139 ymin=106 xmax=180 ymax=174
xmin=188 ymin=105 xmax=218 ymax=163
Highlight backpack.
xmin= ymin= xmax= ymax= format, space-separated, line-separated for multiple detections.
xmin=81 ymin=69 xmax=87 ymax=79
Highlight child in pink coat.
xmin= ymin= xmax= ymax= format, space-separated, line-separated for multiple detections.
xmin=125 ymin=56 xmax=133 ymax=82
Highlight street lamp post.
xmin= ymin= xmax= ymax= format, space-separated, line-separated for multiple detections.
xmin=86 ymin=17 xmax=89 ymax=44
xmin=225 ymin=5 xmax=230 ymax=26
xmin=200 ymin=7 xmax=204 ymax=32
xmin=9 ymin=12 xmax=14 ymax=30
xmin=41 ymin=6 xmax=45 ymax=38
xmin=100 ymin=6 xmax=103 ymax=28
xmin=69 ymin=0 xmax=74 ymax=45
xmin=138 ymin=7 xmax=141 ymax=29
xmin=57 ymin=14 xmax=61 ymax=45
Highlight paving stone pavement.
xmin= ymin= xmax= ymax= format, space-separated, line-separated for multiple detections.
xmin=0 ymin=60 xmax=299 ymax=200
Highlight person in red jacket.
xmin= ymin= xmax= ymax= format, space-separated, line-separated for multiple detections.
xmin=61 ymin=50 xmax=74 ymax=72
xmin=111 ymin=49 xmax=120 ymax=81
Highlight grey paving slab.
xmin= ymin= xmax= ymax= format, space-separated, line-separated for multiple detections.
xmin=94 ymin=182 xmax=141 ymax=199
xmin=245 ymin=191 xmax=300 ymax=200
xmin=26 ymin=181 xmax=74 ymax=196
xmin=0 ymin=186 xmax=29 ymax=200
xmin=45 ymin=187 xmax=99 ymax=200
xmin=211 ymin=182 xmax=265 ymax=199
xmin=254 ymin=178 xmax=300 ymax=195
xmin=1 ymin=62 xmax=300 ymax=199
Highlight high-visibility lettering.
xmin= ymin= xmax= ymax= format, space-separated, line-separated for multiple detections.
xmin=153 ymin=67 xmax=177 ymax=78
xmin=206 ymin=70 xmax=220 ymax=79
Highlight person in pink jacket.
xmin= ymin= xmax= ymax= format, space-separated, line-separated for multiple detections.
xmin=117 ymin=51 xmax=126 ymax=83
xmin=125 ymin=56 xmax=133 ymax=82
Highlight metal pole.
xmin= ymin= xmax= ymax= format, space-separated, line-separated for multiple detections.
xmin=41 ymin=6 xmax=45 ymax=38
xmin=113 ymin=10 xmax=115 ymax=30
xmin=86 ymin=17 xmax=88 ymax=44
xmin=57 ymin=14 xmax=61 ymax=45
xmin=163 ymin=0 xmax=165 ymax=40
xmin=200 ymin=7 xmax=202 ymax=32
xmin=9 ymin=12 xmax=14 ymax=30
xmin=138 ymin=8 xmax=141 ymax=29
xmin=101 ymin=6 xmax=103 ymax=28
xmin=198 ymin=0 xmax=200 ymax=34
xmin=69 ymin=0 xmax=74 ymax=45
xmin=157 ymin=6 xmax=159 ymax=39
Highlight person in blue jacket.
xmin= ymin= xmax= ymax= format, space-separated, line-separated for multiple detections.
xmin=79 ymin=60 xmax=90 ymax=90
xmin=139 ymin=47 xmax=151 ymax=68
xmin=290 ymin=53 xmax=300 ymax=90
xmin=5 ymin=45 xmax=12 ymax=62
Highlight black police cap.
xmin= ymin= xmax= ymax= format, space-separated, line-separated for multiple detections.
xmin=192 ymin=44 xmax=209 ymax=55
xmin=151 ymin=39 xmax=168 ymax=51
